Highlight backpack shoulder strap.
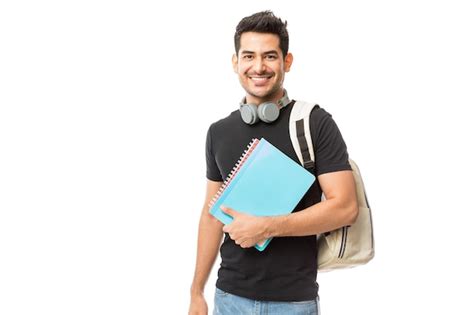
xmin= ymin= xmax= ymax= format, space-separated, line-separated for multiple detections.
xmin=289 ymin=101 xmax=320 ymax=170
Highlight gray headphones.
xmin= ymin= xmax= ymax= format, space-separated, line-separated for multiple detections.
xmin=239 ymin=90 xmax=291 ymax=125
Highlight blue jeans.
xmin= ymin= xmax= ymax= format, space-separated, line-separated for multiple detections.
xmin=213 ymin=288 xmax=320 ymax=315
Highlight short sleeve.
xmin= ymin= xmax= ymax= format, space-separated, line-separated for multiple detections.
xmin=311 ymin=109 xmax=352 ymax=176
xmin=205 ymin=124 xmax=223 ymax=181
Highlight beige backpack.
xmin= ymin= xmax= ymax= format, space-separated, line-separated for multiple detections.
xmin=289 ymin=101 xmax=374 ymax=271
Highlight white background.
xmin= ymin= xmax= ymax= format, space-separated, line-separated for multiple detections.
xmin=1 ymin=0 xmax=473 ymax=314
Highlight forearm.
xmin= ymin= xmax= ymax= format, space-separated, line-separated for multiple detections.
xmin=190 ymin=208 xmax=223 ymax=295
xmin=268 ymin=197 xmax=358 ymax=238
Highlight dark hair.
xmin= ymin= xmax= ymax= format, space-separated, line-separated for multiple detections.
xmin=234 ymin=11 xmax=289 ymax=57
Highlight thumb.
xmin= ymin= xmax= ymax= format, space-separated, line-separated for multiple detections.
xmin=220 ymin=205 xmax=237 ymax=218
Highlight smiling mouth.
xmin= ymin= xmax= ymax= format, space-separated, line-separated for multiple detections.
xmin=249 ymin=75 xmax=272 ymax=84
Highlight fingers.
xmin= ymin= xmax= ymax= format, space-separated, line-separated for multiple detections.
xmin=220 ymin=206 xmax=257 ymax=248
xmin=220 ymin=205 xmax=237 ymax=217
xmin=233 ymin=237 xmax=251 ymax=248
xmin=222 ymin=225 xmax=230 ymax=233
xmin=221 ymin=206 xmax=236 ymax=233
xmin=226 ymin=233 xmax=254 ymax=248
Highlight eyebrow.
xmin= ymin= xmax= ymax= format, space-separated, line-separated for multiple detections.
xmin=240 ymin=50 xmax=279 ymax=55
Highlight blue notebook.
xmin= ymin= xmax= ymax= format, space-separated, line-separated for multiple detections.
xmin=209 ymin=138 xmax=315 ymax=251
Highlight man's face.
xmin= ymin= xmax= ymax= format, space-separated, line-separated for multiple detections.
xmin=233 ymin=32 xmax=293 ymax=104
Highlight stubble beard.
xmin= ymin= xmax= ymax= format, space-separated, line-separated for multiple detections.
xmin=243 ymin=81 xmax=283 ymax=104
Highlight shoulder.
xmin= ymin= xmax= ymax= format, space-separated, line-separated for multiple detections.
xmin=304 ymin=104 xmax=344 ymax=142
xmin=291 ymin=101 xmax=334 ymax=131
xmin=291 ymin=100 xmax=332 ymax=122
xmin=309 ymin=105 xmax=332 ymax=123
xmin=208 ymin=110 xmax=241 ymax=134
xmin=304 ymin=104 xmax=338 ymax=128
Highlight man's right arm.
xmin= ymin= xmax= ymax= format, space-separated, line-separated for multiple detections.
xmin=189 ymin=180 xmax=224 ymax=315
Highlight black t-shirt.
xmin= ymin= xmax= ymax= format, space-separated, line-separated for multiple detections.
xmin=206 ymin=101 xmax=351 ymax=301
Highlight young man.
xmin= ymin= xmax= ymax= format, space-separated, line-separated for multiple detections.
xmin=189 ymin=11 xmax=358 ymax=315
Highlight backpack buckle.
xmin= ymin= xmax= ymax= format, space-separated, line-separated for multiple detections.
xmin=303 ymin=160 xmax=314 ymax=170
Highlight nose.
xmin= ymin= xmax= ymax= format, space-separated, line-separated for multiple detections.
xmin=254 ymin=57 xmax=266 ymax=73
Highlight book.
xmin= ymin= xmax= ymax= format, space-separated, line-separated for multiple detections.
xmin=208 ymin=138 xmax=315 ymax=251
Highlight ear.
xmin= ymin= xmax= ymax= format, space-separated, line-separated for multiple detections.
xmin=284 ymin=52 xmax=293 ymax=72
xmin=232 ymin=54 xmax=238 ymax=73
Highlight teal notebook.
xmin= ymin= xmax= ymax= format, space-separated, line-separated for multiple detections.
xmin=209 ymin=138 xmax=315 ymax=251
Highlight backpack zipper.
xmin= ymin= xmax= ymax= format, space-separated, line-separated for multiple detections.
xmin=338 ymin=226 xmax=348 ymax=258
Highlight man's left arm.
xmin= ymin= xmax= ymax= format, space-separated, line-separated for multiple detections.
xmin=221 ymin=170 xmax=358 ymax=247
xmin=269 ymin=169 xmax=358 ymax=238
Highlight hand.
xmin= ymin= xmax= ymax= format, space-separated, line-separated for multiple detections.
xmin=221 ymin=206 xmax=270 ymax=248
xmin=188 ymin=293 xmax=208 ymax=315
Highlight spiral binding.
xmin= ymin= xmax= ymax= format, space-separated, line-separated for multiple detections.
xmin=208 ymin=138 xmax=260 ymax=209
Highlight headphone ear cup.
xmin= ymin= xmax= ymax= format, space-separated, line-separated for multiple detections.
xmin=240 ymin=103 xmax=259 ymax=125
xmin=257 ymin=102 xmax=280 ymax=123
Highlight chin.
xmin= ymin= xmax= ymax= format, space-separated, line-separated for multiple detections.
xmin=253 ymin=89 xmax=279 ymax=100
xmin=247 ymin=86 xmax=272 ymax=96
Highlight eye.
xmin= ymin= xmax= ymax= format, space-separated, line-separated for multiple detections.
xmin=242 ymin=55 xmax=253 ymax=60
xmin=265 ymin=54 xmax=278 ymax=60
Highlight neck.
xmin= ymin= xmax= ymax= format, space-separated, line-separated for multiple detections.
xmin=245 ymin=88 xmax=286 ymax=106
